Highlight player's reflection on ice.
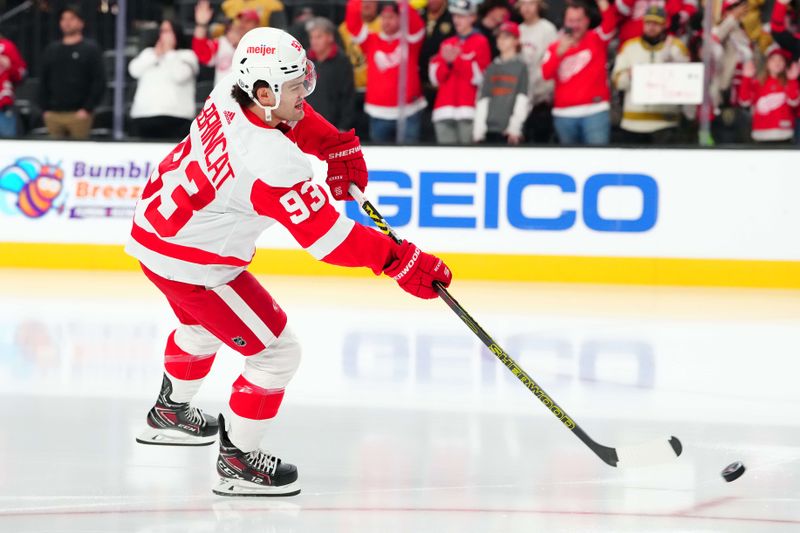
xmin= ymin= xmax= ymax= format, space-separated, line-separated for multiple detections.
xmin=341 ymin=330 xmax=656 ymax=390
xmin=0 ymin=312 xmax=657 ymax=394
xmin=132 ymin=499 xmax=302 ymax=533
xmin=0 ymin=316 xmax=162 ymax=389
xmin=212 ymin=500 xmax=302 ymax=533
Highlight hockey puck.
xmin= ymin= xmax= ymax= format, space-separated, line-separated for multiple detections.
xmin=721 ymin=461 xmax=746 ymax=482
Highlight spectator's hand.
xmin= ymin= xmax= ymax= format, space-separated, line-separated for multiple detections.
xmin=384 ymin=240 xmax=452 ymax=300
xmin=195 ymin=0 xmax=213 ymax=26
xmin=75 ymin=109 xmax=90 ymax=120
xmin=227 ymin=16 xmax=248 ymax=45
xmin=160 ymin=30 xmax=177 ymax=52
xmin=557 ymin=33 xmax=576 ymax=55
xmin=615 ymin=66 xmax=632 ymax=90
xmin=0 ymin=55 xmax=9 ymax=74
xmin=742 ymin=60 xmax=756 ymax=78
xmin=322 ymin=129 xmax=368 ymax=201
xmin=788 ymin=61 xmax=800 ymax=81
xmin=506 ymin=133 xmax=522 ymax=145
xmin=729 ymin=3 xmax=748 ymax=20
xmin=441 ymin=43 xmax=461 ymax=64
xmin=596 ymin=0 xmax=610 ymax=11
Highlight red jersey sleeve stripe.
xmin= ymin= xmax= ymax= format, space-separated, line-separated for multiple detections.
xmin=131 ymin=223 xmax=250 ymax=267
xmin=305 ymin=215 xmax=356 ymax=259
xmin=320 ymin=222 xmax=396 ymax=275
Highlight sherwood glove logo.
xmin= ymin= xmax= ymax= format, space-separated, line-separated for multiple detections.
xmin=347 ymin=171 xmax=658 ymax=233
xmin=328 ymin=146 xmax=361 ymax=160
xmin=391 ymin=247 xmax=420 ymax=281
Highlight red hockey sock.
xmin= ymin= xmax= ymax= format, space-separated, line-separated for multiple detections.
xmin=163 ymin=330 xmax=216 ymax=403
xmin=228 ymin=374 xmax=286 ymax=452
xmin=229 ymin=374 xmax=285 ymax=419
xmin=164 ymin=330 xmax=216 ymax=380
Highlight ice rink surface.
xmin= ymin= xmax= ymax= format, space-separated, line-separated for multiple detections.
xmin=0 ymin=269 xmax=799 ymax=532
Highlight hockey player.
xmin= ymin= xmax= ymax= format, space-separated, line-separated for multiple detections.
xmin=126 ymin=26 xmax=453 ymax=497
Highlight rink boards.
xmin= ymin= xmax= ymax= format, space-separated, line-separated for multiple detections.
xmin=0 ymin=140 xmax=798 ymax=288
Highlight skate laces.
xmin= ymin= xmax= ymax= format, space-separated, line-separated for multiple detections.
xmin=246 ymin=450 xmax=279 ymax=475
xmin=182 ymin=405 xmax=204 ymax=427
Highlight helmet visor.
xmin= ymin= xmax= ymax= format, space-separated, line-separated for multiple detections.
xmin=302 ymin=60 xmax=317 ymax=97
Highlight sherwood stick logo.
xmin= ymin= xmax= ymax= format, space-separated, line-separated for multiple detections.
xmin=461 ymin=314 xmax=481 ymax=335
xmin=490 ymin=343 xmax=577 ymax=429
xmin=365 ymin=203 xmax=389 ymax=234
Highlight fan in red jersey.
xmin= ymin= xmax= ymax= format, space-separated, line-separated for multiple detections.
xmin=126 ymin=26 xmax=452 ymax=497
xmin=429 ymin=0 xmax=492 ymax=145
xmin=541 ymin=0 xmax=617 ymax=145
xmin=739 ymin=47 xmax=800 ymax=144
xmin=344 ymin=0 xmax=428 ymax=142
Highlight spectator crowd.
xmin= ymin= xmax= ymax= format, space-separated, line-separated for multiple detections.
xmin=2 ymin=0 xmax=800 ymax=146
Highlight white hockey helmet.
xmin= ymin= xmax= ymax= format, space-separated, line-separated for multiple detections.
xmin=232 ymin=27 xmax=317 ymax=116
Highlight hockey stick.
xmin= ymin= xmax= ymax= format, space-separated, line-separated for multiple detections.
xmin=349 ymin=184 xmax=682 ymax=468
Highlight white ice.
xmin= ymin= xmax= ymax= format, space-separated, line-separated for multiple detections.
xmin=0 ymin=269 xmax=798 ymax=532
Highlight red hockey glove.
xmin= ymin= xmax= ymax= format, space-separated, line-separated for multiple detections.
xmin=322 ymin=129 xmax=368 ymax=201
xmin=384 ymin=240 xmax=452 ymax=299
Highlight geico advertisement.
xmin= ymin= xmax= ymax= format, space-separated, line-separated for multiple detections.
xmin=356 ymin=147 xmax=800 ymax=260
xmin=1 ymin=140 xmax=799 ymax=260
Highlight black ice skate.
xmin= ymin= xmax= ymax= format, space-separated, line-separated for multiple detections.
xmin=136 ymin=374 xmax=218 ymax=446
xmin=213 ymin=414 xmax=300 ymax=497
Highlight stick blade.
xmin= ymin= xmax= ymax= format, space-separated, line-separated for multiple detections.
xmin=615 ymin=436 xmax=683 ymax=467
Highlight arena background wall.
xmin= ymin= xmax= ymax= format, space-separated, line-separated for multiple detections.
xmin=1 ymin=140 xmax=798 ymax=288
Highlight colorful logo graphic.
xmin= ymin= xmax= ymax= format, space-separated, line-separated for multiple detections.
xmin=0 ymin=157 xmax=66 ymax=218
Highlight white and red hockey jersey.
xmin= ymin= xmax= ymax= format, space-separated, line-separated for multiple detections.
xmin=541 ymin=7 xmax=617 ymax=117
xmin=345 ymin=0 xmax=426 ymax=119
xmin=125 ymin=72 xmax=398 ymax=287
xmin=192 ymin=36 xmax=236 ymax=86
xmin=429 ymin=32 xmax=492 ymax=122
xmin=739 ymin=75 xmax=800 ymax=141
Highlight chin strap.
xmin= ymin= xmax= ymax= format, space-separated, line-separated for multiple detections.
xmin=250 ymin=84 xmax=281 ymax=122
xmin=252 ymin=99 xmax=278 ymax=122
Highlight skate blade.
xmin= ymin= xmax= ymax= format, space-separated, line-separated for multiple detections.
xmin=136 ymin=427 xmax=216 ymax=447
xmin=212 ymin=478 xmax=301 ymax=497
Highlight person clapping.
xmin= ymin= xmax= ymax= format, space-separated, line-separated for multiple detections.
xmin=129 ymin=20 xmax=199 ymax=139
